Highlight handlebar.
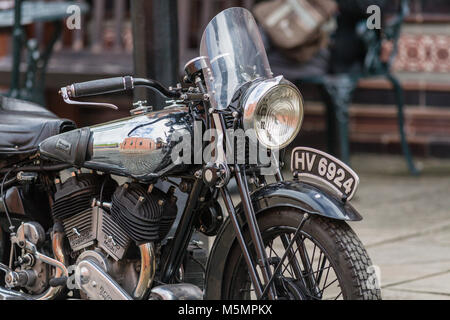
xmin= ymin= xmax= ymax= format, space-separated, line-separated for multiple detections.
xmin=63 ymin=76 xmax=180 ymax=99
xmin=70 ymin=76 xmax=134 ymax=98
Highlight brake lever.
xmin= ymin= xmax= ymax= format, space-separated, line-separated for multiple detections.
xmin=59 ymin=87 xmax=118 ymax=110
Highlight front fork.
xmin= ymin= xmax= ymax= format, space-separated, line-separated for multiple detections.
xmin=220 ymin=167 xmax=276 ymax=299
xmin=200 ymin=78 xmax=280 ymax=299
xmin=215 ymin=115 xmax=281 ymax=300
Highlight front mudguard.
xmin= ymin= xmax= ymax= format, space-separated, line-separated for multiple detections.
xmin=204 ymin=180 xmax=362 ymax=299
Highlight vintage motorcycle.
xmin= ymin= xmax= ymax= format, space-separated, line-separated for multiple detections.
xmin=0 ymin=7 xmax=380 ymax=300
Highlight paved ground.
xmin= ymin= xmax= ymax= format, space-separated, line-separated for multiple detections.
xmin=338 ymin=154 xmax=450 ymax=299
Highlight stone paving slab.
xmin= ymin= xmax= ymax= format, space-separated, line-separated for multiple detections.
xmin=389 ymin=271 xmax=450 ymax=296
xmin=360 ymin=228 xmax=450 ymax=297
xmin=348 ymin=154 xmax=450 ymax=299
xmin=382 ymin=288 xmax=449 ymax=300
xmin=338 ymin=155 xmax=450 ymax=246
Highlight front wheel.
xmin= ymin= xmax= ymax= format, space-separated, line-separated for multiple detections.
xmin=222 ymin=209 xmax=381 ymax=300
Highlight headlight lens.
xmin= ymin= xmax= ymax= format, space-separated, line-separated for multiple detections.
xmin=243 ymin=77 xmax=303 ymax=149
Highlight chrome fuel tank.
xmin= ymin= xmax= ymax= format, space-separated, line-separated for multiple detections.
xmin=83 ymin=106 xmax=193 ymax=180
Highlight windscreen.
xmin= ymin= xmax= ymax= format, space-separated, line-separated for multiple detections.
xmin=200 ymin=7 xmax=272 ymax=110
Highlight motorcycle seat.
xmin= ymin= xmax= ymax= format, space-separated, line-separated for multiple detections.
xmin=0 ymin=96 xmax=76 ymax=160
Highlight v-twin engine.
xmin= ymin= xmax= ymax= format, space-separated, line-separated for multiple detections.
xmin=51 ymin=173 xmax=178 ymax=258
xmin=52 ymin=173 xmax=128 ymax=259
xmin=44 ymin=172 xmax=198 ymax=300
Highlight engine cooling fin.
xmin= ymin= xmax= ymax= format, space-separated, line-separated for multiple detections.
xmin=52 ymin=173 xmax=117 ymax=221
xmin=111 ymin=183 xmax=177 ymax=243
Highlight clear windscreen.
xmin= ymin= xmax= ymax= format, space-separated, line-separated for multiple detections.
xmin=200 ymin=7 xmax=272 ymax=110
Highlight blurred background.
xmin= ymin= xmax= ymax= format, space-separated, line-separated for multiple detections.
xmin=1 ymin=0 xmax=449 ymax=158
xmin=0 ymin=0 xmax=449 ymax=299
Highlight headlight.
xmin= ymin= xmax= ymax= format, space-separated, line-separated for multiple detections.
xmin=242 ymin=76 xmax=304 ymax=149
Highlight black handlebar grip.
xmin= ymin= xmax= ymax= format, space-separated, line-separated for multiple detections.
xmin=70 ymin=76 xmax=134 ymax=98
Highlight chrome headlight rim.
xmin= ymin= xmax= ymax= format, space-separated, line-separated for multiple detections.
xmin=242 ymin=76 xmax=304 ymax=150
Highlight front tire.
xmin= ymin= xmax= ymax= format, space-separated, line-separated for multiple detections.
xmin=222 ymin=208 xmax=381 ymax=300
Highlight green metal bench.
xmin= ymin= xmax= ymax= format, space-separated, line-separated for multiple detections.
xmin=0 ymin=0 xmax=88 ymax=105
xmin=271 ymin=0 xmax=418 ymax=175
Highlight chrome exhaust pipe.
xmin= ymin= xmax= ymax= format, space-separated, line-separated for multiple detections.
xmin=133 ymin=242 xmax=156 ymax=299
xmin=0 ymin=286 xmax=32 ymax=300
xmin=149 ymin=283 xmax=203 ymax=300
xmin=35 ymin=224 xmax=68 ymax=300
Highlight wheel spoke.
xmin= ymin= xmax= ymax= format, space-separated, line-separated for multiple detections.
xmin=268 ymin=238 xmax=291 ymax=275
xmin=280 ymin=234 xmax=303 ymax=280
xmin=302 ymin=265 xmax=333 ymax=278
xmin=319 ymin=278 xmax=339 ymax=294
xmin=318 ymin=263 xmax=331 ymax=298
xmin=296 ymin=237 xmax=323 ymax=296
xmin=310 ymin=242 xmax=317 ymax=268
xmin=236 ymin=224 xmax=345 ymax=301
xmin=296 ymin=237 xmax=312 ymax=274
xmin=268 ymin=240 xmax=278 ymax=259
xmin=281 ymin=243 xmax=301 ymax=276
xmin=334 ymin=291 xmax=343 ymax=300
xmin=315 ymin=255 xmax=328 ymax=285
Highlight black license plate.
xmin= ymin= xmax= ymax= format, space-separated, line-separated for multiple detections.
xmin=290 ymin=147 xmax=359 ymax=200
